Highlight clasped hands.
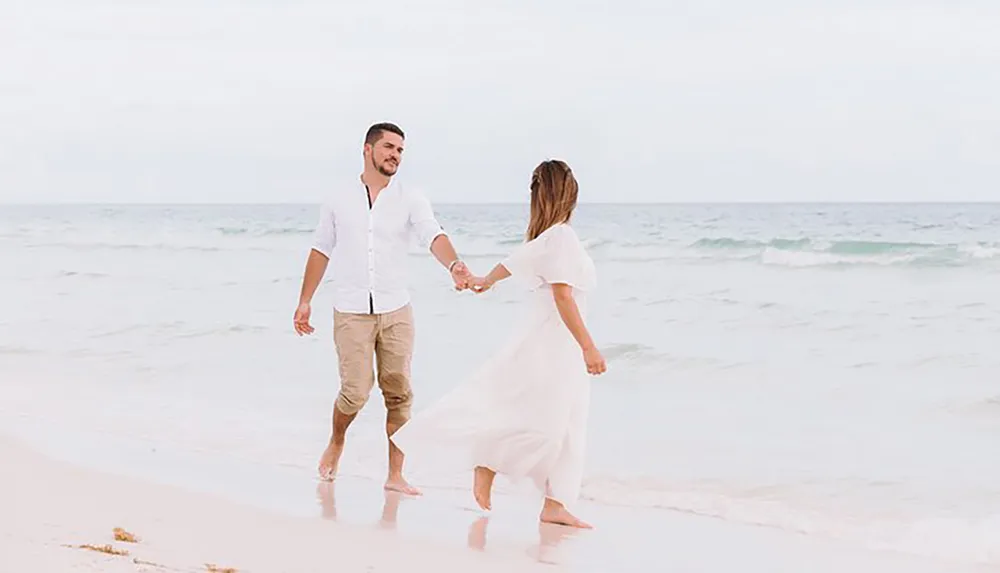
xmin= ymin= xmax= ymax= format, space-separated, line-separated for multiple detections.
xmin=449 ymin=261 xmax=490 ymax=294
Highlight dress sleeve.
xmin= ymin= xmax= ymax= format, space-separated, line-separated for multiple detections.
xmin=501 ymin=225 xmax=591 ymax=289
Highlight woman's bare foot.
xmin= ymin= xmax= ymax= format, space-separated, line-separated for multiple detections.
xmin=539 ymin=499 xmax=592 ymax=529
xmin=318 ymin=441 xmax=344 ymax=481
xmin=472 ymin=466 xmax=496 ymax=510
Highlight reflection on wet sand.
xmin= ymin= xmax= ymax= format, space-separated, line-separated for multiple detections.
xmin=316 ymin=481 xmax=337 ymax=520
xmin=380 ymin=490 xmax=403 ymax=530
xmin=467 ymin=516 xmax=489 ymax=551
xmin=316 ymin=481 xmax=578 ymax=566
xmin=316 ymin=481 xmax=403 ymax=530
xmin=532 ymin=522 xmax=578 ymax=565
xmin=466 ymin=515 xmax=579 ymax=565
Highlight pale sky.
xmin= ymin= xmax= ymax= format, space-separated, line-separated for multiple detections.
xmin=1 ymin=0 xmax=998 ymax=204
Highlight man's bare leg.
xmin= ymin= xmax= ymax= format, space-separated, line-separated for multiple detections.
xmin=384 ymin=419 xmax=421 ymax=495
xmin=376 ymin=306 xmax=419 ymax=495
xmin=318 ymin=406 xmax=356 ymax=481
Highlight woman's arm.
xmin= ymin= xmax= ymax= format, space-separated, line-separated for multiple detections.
xmin=552 ymin=284 xmax=607 ymax=375
xmin=551 ymin=284 xmax=594 ymax=350
xmin=470 ymin=263 xmax=512 ymax=292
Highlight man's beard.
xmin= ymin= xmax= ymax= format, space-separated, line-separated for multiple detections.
xmin=373 ymin=156 xmax=397 ymax=176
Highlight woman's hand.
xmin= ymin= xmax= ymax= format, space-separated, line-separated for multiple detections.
xmin=583 ymin=346 xmax=606 ymax=375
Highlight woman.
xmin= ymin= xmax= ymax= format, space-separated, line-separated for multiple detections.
xmin=390 ymin=159 xmax=606 ymax=528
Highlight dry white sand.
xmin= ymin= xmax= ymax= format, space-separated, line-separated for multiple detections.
xmin=0 ymin=436 xmax=550 ymax=572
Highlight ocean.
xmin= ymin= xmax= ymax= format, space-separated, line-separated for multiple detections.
xmin=1 ymin=202 xmax=999 ymax=566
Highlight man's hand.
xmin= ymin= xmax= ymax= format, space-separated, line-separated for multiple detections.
xmin=293 ymin=302 xmax=314 ymax=336
xmin=450 ymin=261 xmax=472 ymax=291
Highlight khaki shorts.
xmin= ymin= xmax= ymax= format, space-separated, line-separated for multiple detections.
xmin=333 ymin=304 xmax=415 ymax=426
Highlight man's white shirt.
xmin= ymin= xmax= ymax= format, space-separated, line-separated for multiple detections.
xmin=311 ymin=177 xmax=446 ymax=314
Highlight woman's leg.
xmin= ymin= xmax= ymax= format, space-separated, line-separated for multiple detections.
xmin=473 ymin=466 xmax=496 ymax=510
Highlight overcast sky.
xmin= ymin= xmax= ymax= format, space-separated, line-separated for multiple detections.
xmin=1 ymin=0 xmax=998 ymax=204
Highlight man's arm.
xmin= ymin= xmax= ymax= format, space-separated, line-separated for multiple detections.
xmin=298 ymin=249 xmax=329 ymax=306
xmin=430 ymin=233 xmax=472 ymax=289
xmin=294 ymin=203 xmax=335 ymax=335
xmin=408 ymin=189 xmax=470 ymax=287
xmin=429 ymin=234 xmax=459 ymax=269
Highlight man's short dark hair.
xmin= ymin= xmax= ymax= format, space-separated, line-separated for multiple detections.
xmin=365 ymin=122 xmax=405 ymax=146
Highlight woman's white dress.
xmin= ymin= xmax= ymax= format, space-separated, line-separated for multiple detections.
xmin=391 ymin=223 xmax=597 ymax=508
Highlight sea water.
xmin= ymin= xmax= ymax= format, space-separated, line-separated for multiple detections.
xmin=1 ymin=202 xmax=999 ymax=565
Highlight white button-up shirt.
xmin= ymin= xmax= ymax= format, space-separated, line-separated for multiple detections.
xmin=310 ymin=177 xmax=446 ymax=314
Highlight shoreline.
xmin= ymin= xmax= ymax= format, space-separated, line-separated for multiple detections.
xmin=3 ymin=432 xmax=994 ymax=572
xmin=0 ymin=435 xmax=550 ymax=572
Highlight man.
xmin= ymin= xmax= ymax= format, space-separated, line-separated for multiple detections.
xmin=293 ymin=122 xmax=471 ymax=495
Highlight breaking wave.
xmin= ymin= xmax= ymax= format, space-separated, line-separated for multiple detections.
xmin=690 ymin=237 xmax=1000 ymax=267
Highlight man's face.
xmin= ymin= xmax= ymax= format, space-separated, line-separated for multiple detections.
xmin=366 ymin=132 xmax=403 ymax=177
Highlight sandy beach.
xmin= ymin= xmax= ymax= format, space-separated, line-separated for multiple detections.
xmin=2 ymin=432 xmax=994 ymax=573
xmin=0 ymin=435 xmax=551 ymax=573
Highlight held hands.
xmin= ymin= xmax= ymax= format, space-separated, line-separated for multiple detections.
xmin=467 ymin=275 xmax=492 ymax=293
xmin=450 ymin=260 xmax=493 ymax=294
xmin=450 ymin=261 xmax=473 ymax=291
xmin=457 ymin=273 xmax=492 ymax=294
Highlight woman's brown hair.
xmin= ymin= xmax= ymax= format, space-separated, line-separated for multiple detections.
xmin=526 ymin=159 xmax=578 ymax=241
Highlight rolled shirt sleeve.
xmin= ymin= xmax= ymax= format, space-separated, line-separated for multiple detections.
xmin=311 ymin=202 xmax=336 ymax=258
xmin=407 ymin=188 xmax=446 ymax=250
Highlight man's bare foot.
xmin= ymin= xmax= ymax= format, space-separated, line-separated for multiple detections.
xmin=540 ymin=504 xmax=593 ymax=529
xmin=384 ymin=476 xmax=422 ymax=496
xmin=317 ymin=441 xmax=344 ymax=481
xmin=473 ymin=466 xmax=496 ymax=511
